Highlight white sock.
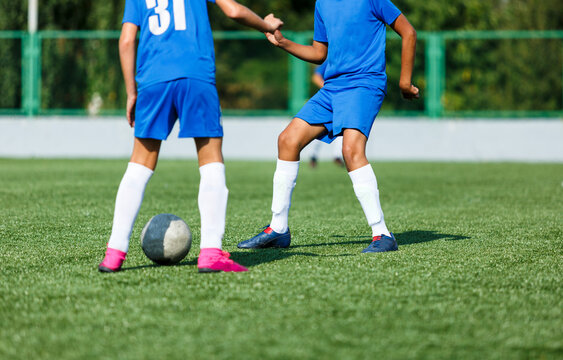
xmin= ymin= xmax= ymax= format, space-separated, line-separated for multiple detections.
xmin=198 ymin=162 xmax=228 ymax=250
xmin=348 ymin=164 xmax=390 ymax=237
xmin=107 ymin=162 xmax=154 ymax=252
xmin=270 ymin=159 xmax=299 ymax=233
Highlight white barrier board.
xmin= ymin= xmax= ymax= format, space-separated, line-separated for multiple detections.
xmin=0 ymin=116 xmax=562 ymax=162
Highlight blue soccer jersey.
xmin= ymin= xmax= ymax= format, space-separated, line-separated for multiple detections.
xmin=314 ymin=0 xmax=401 ymax=93
xmin=123 ymin=0 xmax=217 ymax=90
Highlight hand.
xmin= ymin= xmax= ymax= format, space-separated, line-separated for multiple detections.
xmin=126 ymin=94 xmax=137 ymax=127
xmin=400 ymin=84 xmax=420 ymax=100
xmin=264 ymin=13 xmax=283 ymax=33
xmin=265 ymin=29 xmax=285 ymax=47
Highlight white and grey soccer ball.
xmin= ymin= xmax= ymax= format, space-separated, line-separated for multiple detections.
xmin=140 ymin=213 xmax=192 ymax=265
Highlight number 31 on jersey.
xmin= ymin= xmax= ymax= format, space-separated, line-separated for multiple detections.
xmin=146 ymin=0 xmax=187 ymax=35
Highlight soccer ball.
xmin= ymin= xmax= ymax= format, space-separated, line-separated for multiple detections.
xmin=140 ymin=213 xmax=192 ymax=265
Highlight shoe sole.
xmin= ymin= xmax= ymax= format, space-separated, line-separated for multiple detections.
xmin=265 ymin=241 xmax=290 ymax=249
xmin=198 ymin=268 xmax=221 ymax=273
xmin=238 ymin=244 xmax=290 ymax=249
xmin=98 ymin=265 xmax=119 ymax=273
xmin=238 ymin=237 xmax=291 ymax=249
xmin=361 ymin=247 xmax=398 ymax=253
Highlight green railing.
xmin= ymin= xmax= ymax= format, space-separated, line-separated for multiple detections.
xmin=1 ymin=30 xmax=563 ymax=118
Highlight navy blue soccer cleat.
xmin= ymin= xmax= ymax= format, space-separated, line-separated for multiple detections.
xmin=237 ymin=226 xmax=291 ymax=249
xmin=361 ymin=233 xmax=398 ymax=253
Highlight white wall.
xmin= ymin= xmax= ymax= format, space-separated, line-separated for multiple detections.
xmin=1 ymin=116 xmax=562 ymax=162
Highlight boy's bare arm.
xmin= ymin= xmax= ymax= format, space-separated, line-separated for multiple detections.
xmin=119 ymin=22 xmax=139 ymax=127
xmin=266 ymin=30 xmax=328 ymax=64
xmin=390 ymin=14 xmax=419 ymax=99
xmin=215 ymin=0 xmax=283 ymax=33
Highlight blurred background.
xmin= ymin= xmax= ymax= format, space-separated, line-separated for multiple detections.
xmin=0 ymin=0 xmax=562 ymax=161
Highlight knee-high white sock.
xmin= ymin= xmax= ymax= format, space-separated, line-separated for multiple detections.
xmin=198 ymin=162 xmax=228 ymax=249
xmin=348 ymin=164 xmax=390 ymax=237
xmin=270 ymin=159 xmax=299 ymax=233
xmin=107 ymin=162 xmax=154 ymax=253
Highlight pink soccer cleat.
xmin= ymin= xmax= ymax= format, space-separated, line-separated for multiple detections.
xmin=198 ymin=248 xmax=248 ymax=273
xmin=98 ymin=247 xmax=127 ymax=273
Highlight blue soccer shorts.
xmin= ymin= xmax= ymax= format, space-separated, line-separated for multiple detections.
xmin=135 ymin=78 xmax=223 ymax=140
xmin=295 ymin=85 xmax=385 ymax=143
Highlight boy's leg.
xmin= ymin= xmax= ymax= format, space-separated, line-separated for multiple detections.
xmin=274 ymin=118 xmax=326 ymax=232
xmin=331 ymin=85 xmax=396 ymax=253
xmin=342 ymin=129 xmax=395 ymax=251
xmin=341 ymin=128 xmax=369 ymax=172
xmin=194 ymin=137 xmax=226 ymax=250
xmin=99 ymin=138 xmax=160 ymax=272
xmin=194 ymin=137 xmax=247 ymax=272
xmin=238 ymin=118 xmax=326 ymax=249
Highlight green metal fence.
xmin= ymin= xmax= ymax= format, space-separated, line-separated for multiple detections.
xmin=1 ymin=30 xmax=562 ymax=118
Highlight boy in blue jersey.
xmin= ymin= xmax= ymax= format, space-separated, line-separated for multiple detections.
xmin=98 ymin=0 xmax=283 ymax=273
xmin=238 ymin=0 xmax=419 ymax=253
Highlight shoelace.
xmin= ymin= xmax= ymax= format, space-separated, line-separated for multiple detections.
xmin=214 ymin=251 xmax=235 ymax=264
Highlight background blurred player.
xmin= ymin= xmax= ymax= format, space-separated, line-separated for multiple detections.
xmin=98 ymin=0 xmax=283 ymax=273
xmin=308 ymin=61 xmax=344 ymax=168
xmin=238 ymin=0 xmax=419 ymax=253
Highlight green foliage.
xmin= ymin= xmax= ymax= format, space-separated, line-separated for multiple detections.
xmin=0 ymin=0 xmax=562 ymax=113
xmin=38 ymin=1 xmax=125 ymax=30
xmin=382 ymin=37 xmax=426 ymax=112
xmin=394 ymin=0 xmax=563 ymax=112
xmin=0 ymin=1 xmax=27 ymax=31
xmin=445 ymin=38 xmax=562 ymax=111
xmin=209 ymin=0 xmax=315 ymax=31
xmin=0 ymin=1 xmax=26 ymax=108
xmin=214 ymin=39 xmax=288 ymax=110
xmin=396 ymin=0 xmax=502 ymax=31
xmin=41 ymin=38 xmax=124 ymax=112
xmin=0 ymin=38 xmax=22 ymax=109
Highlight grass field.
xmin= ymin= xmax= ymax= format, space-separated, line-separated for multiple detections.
xmin=0 ymin=159 xmax=561 ymax=360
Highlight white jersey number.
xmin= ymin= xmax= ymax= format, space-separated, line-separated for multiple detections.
xmin=146 ymin=0 xmax=187 ymax=36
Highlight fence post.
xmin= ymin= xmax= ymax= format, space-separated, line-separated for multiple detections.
xmin=21 ymin=34 xmax=30 ymax=115
xmin=288 ymin=32 xmax=310 ymax=115
xmin=22 ymin=33 xmax=40 ymax=116
xmin=425 ymin=33 xmax=445 ymax=118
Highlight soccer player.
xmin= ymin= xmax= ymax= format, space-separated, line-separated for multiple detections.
xmin=308 ymin=61 xmax=344 ymax=169
xmin=98 ymin=0 xmax=283 ymax=273
xmin=238 ymin=0 xmax=419 ymax=253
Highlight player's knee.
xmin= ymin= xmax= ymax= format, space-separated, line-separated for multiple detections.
xmin=341 ymin=143 xmax=364 ymax=164
xmin=278 ymin=131 xmax=300 ymax=152
xmin=341 ymin=142 xmax=355 ymax=159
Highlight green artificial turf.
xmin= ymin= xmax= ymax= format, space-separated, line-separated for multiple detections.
xmin=0 ymin=159 xmax=561 ymax=360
